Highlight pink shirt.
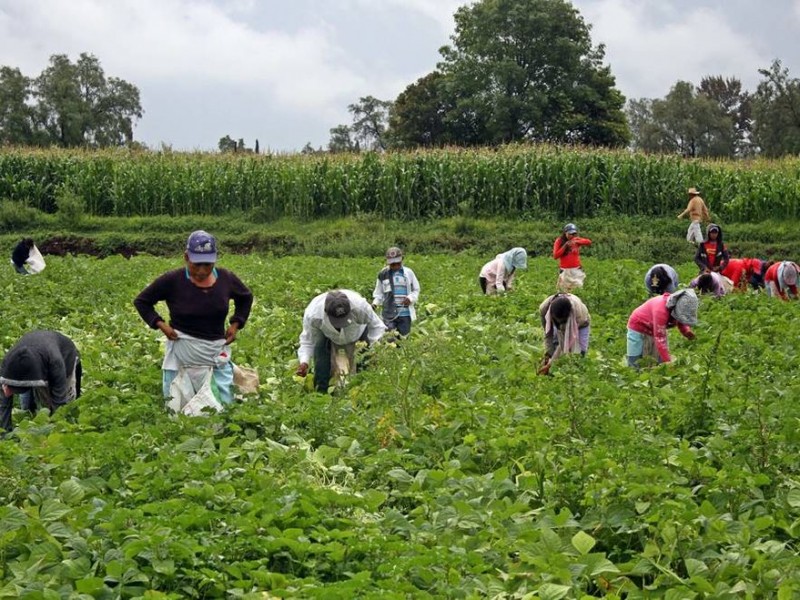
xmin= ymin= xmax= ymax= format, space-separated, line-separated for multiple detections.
xmin=627 ymin=294 xmax=693 ymax=363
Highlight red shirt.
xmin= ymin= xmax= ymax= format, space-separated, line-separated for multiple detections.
xmin=553 ymin=236 xmax=592 ymax=269
xmin=721 ymin=258 xmax=747 ymax=289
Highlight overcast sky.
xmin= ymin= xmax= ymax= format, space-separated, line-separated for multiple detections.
xmin=1 ymin=0 xmax=799 ymax=152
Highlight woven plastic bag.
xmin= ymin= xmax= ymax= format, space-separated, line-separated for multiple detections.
xmin=167 ymin=366 xmax=224 ymax=416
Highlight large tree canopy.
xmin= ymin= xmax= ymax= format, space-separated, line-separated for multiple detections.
xmin=412 ymin=0 xmax=630 ymax=147
xmin=0 ymin=52 xmax=142 ymax=148
xmin=752 ymin=60 xmax=800 ymax=157
xmin=626 ymin=80 xmax=739 ymax=158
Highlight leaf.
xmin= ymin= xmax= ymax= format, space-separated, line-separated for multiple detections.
xmin=787 ymin=489 xmax=800 ymax=509
xmin=59 ymin=479 xmax=86 ymax=505
xmin=537 ymin=583 xmax=572 ymax=600
xmin=684 ymin=558 xmax=708 ymax=577
xmin=387 ymin=468 xmax=414 ymax=483
xmin=0 ymin=506 xmax=28 ymax=533
xmin=571 ymin=531 xmax=596 ymax=555
xmin=76 ymin=577 xmax=109 ymax=595
xmin=39 ymin=499 xmax=72 ymax=522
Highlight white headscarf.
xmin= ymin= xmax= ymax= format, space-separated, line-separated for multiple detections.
xmin=501 ymin=248 xmax=528 ymax=272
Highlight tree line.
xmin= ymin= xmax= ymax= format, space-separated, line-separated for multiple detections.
xmin=2 ymin=0 xmax=800 ymax=158
xmin=323 ymin=0 xmax=800 ymax=160
xmin=0 ymin=53 xmax=142 ymax=148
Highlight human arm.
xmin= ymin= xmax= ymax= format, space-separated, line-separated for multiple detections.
xmin=650 ymin=302 xmax=673 ymax=363
xmin=227 ymin=271 xmax=254 ymax=332
xmin=405 ymin=269 xmax=420 ymax=306
xmin=553 ymin=237 xmax=568 ymax=259
xmin=133 ymin=272 xmax=172 ymax=331
xmin=573 ymin=236 xmax=592 ymax=247
xmin=677 ymin=323 xmax=695 ymax=340
xmin=677 ymin=203 xmax=689 ymax=219
xmin=364 ymin=302 xmax=388 ymax=343
xmin=372 ymin=276 xmax=385 ymax=307
xmin=712 ymin=245 xmax=730 ymax=273
xmin=297 ymin=314 xmax=323 ymax=368
xmin=694 ymin=245 xmax=708 ymax=272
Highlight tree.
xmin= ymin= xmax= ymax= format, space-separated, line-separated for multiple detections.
xmin=347 ymin=96 xmax=392 ymax=151
xmin=328 ymin=124 xmax=358 ymax=153
xmin=0 ymin=66 xmax=37 ymax=145
xmin=389 ymin=72 xmax=459 ymax=148
xmin=626 ymin=81 xmax=734 ymax=157
xmin=752 ymin=60 xmax=800 ymax=157
xmin=218 ymin=135 xmax=237 ymax=152
xmin=35 ymin=53 xmax=142 ymax=147
xmin=698 ymin=76 xmax=753 ymax=156
xmin=435 ymin=0 xmax=629 ymax=147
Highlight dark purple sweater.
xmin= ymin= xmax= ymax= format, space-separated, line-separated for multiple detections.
xmin=134 ymin=268 xmax=253 ymax=340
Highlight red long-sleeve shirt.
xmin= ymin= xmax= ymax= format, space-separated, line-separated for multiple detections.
xmin=553 ymin=236 xmax=592 ymax=269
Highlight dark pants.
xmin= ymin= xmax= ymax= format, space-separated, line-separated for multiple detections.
xmin=479 ymin=277 xmax=488 ymax=294
xmin=13 ymin=263 xmax=28 ymax=275
xmin=384 ymin=316 xmax=412 ymax=336
xmin=313 ymin=330 xmax=369 ymax=393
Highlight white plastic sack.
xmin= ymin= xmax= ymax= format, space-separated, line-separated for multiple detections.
xmin=26 ymin=245 xmax=46 ymax=274
xmin=167 ymin=366 xmax=223 ymax=416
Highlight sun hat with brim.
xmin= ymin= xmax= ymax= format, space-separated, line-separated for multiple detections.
xmin=325 ymin=291 xmax=352 ymax=328
xmin=666 ymin=289 xmax=698 ymax=326
xmin=687 ymin=187 xmax=700 ymax=196
xmin=186 ymin=230 xmax=218 ymax=263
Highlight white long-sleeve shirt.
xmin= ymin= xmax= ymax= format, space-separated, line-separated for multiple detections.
xmin=297 ymin=290 xmax=386 ymax=365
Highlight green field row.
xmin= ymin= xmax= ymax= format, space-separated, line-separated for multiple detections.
xmin=2 ymin=146 xmax=800 ymax=220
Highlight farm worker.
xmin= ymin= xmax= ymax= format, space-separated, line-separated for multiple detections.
xmin=479 ymin=247 xmax=528 ymax=295
xmin=746 ymin=258 xmax=769 ymax=291
xmin=10 ymin=238 xmax=35 ymax=275
xmin=296 ymin=290 xmax=386 ymax=392
xmin=626 ymin=289 xmax=698 ymax=368
xmin=764 ymin=260 xmax=800 ymax=300
xmin=134 ymin=230 xmax=254 ymax=408
xmin=689 ymin=272 xmax=733 ymax=297
xmin=677 ymin=187 xmax=710 ymax=246
xmin=694 ymin=223 xmax=729 ymax=274
xmin=553 ymin=223 xmax=591 ymax=292
xmin=0 ymin=330 xmax=82 ymax=432
xmin=537 ymin=293 xmax=591 ymax=375
xmin=372 ymin=246 xmax=420 ymax=336
xmin=644 ymin=264 xmax=680 ymax=295
xmin=720 ymin=258 xmax=751 ymax=291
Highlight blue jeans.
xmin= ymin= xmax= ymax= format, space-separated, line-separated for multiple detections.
xmin=384 ymin=316 xmax=412 ymax=336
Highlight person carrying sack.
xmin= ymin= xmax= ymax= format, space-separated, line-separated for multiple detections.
xmin=134 ymin=230 xmax=254 ymax=412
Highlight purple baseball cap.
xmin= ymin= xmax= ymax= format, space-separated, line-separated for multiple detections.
xmin=186 ymin=230 xmax=217 ymax=263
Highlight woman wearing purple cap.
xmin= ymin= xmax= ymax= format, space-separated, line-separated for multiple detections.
xmin=134 ymin=230 xmax=253 ymax=410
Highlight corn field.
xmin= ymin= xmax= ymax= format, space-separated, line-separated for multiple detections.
xmin=1 ymin=145 xmax=799 ymax=221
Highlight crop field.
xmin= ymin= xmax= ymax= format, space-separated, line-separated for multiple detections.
xmin=1 ymin=252 xmax=800 ymax=598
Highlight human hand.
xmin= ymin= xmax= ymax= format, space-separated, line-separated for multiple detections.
xmin=225 ymin=322 xmax=240 ymax=344
xmin=158 ymin=322 xmax=178 ymax=340
xmin=296 ymin=362 xmax=309 ymax=377
xmin=402 ymin=298 xmax=411 ymax=306
xmin=685 ymin=331 xmax=696 ymax=341
xmin=2 ymin=384 xmax=12 ymax=398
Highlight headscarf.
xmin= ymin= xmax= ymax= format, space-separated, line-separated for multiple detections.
xmin=666 ymin=289 xmax=698 ymax=326
xmin=778 ymin=261 xmax=799 ymax=290
xmin=502 ymin=248 xmax=528 ymax=272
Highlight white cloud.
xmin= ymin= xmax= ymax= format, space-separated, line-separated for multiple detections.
xmin=0 ymin=0 xmax=367 ymax=116
xmin=573 ymin=0 xmax=767 ymax=99
xmin=348 ymin=0 xmax=466 ymax=36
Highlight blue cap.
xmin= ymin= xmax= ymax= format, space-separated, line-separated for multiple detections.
xmin=186 ymin=230 xmax=217 ymax=263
